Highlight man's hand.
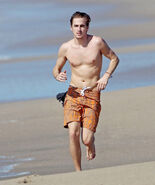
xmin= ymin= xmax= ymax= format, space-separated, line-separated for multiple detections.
xmin=56 ymin=70 xmax=67 ymax=82
xmin=96 ymin=72 xmax=110 ymax=91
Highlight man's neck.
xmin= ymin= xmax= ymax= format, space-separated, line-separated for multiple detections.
xmin=74 ymin=34 xmax=89 ymax=47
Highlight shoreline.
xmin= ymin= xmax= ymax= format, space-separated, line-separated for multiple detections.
xmin=0 ymin=85 xmax=155 ymax=180
xmin=1 ymin=161 xmax=155 ymax=185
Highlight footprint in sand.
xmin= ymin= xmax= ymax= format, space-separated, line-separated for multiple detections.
xmin=18 ymin=176 xmax=33 ymax=184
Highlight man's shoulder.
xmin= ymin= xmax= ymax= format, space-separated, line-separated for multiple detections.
xmin=91 ymin=35 xmax=107 ymax=49
xmin=58 ymin=39 xmax=74 ymax=56
xmin=59 ymin=39 xmax=73 ymax=51
xmin=61 ymin=39 xmax=73 ymax=47
xmin=92 ymin=35 xmax=104 ymax=44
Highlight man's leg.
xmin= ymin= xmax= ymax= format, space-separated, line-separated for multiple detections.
xmin=68 ymin=122 xmax=81 ymax=171
xmin=82 ymin=128 xmax=95 ymax=160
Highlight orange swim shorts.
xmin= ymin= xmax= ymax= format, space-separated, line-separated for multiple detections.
xmin=64 ymin=86 xmax=101 ymax=132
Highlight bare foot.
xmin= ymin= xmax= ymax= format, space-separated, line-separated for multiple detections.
xmin=86 ymin=138 xmax=96 ymax=160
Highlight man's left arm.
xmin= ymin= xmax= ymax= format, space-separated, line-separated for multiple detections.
xmin=97 ymin=38 xmax=119 ymax=91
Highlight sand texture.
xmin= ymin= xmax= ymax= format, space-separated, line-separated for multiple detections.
xmin=0 ymin=86 xmax=155 ymax=184
xmin=1 ymin=161 xmax=155 ymax=185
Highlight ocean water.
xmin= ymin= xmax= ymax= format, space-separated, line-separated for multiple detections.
xmin=0 ymin=0 xmax=155 ymax=179
xmin=0 ymin=1 xmax=114 ymax=59
xmin=0 ymin=51 xmax=155 ymax=103
xmin=0 ymin=156 xmax=33 ymax=179
xmin=1 ymin=1 xmax=155 ymax=103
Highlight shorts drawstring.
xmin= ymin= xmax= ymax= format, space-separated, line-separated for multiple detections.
xmin=80 ymin=86 xmax=91 ymax=96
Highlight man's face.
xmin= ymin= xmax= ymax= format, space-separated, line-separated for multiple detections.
xmin=71 ymin=17 xmax=89 ymax=39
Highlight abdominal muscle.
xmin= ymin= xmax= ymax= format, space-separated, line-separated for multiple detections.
xmin=70 ymin=65 xmax=101 ymax=91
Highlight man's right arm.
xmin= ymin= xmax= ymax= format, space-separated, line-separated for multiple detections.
xmin=52 ymin=43 xmax=67 ymax=82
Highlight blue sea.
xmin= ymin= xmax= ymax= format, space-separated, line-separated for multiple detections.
xmin=0 ymin=51 xmax=155 ymax=103
xmin=0 ymin=0 xmax=155 ymax=179
xmin=1 ymin=1 xmax=155 ymax=103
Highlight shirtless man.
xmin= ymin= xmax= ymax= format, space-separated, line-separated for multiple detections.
xmin=53 ymin=11 xmax=119 ymax=171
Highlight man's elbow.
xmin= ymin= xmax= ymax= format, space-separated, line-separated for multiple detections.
xmin=112 ymin=55 xmax=119 ymax=66
xmin=116 ymin=56 xmax=119 ymax=65
xmin=52 ymin=66 xmax=58 ymax=79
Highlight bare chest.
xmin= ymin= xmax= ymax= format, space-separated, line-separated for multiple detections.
xmin=66 ymin=46 xmax=101 ymax=66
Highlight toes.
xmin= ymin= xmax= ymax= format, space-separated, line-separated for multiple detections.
xmin=88 ymin=152 xmax=96 ymax=160
xmin=86 ymin=145 xmax=96 ymax=160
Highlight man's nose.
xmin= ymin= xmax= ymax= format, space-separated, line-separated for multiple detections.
xmin=78 ymin=26 xmax=81 ymax=31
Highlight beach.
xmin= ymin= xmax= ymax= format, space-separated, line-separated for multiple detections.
xmin=1 ymin=162 xmax=155 ymax=185
xmin=0 ymin=86 xmax=155 ymax=184
xmin=0 ymin=0 xmax=155 ymax=183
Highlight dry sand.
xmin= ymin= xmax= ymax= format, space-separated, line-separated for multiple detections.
xmin=0 ymin=86 xmax=155 ymax=184
xmin=1 ymin=161 xmax=155 ymax=185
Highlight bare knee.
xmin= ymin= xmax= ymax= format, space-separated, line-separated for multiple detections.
xmin=82 ymin=136 xmax=93 ymax=146
xmin=82 ymin=128 xmax=94 ymax=146
xmin=68 ymin=122 xmax=80 ymax=142
xmin=69 ymin=129 xmax=80 ymax=141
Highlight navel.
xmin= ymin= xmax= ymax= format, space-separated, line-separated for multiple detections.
xmin=82 ymin=80 xmax=85 ymax=82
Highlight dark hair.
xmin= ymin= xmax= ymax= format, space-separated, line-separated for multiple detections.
xmin=70 ymin=11 xmax=91 ymax=26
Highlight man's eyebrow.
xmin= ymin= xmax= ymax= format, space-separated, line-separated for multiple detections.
xmin=74 ymin=24 xmax=85 ymax=26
